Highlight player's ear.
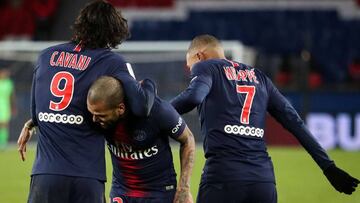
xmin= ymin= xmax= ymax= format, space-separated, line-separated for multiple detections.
xmin=196 ymin=52 xmax=201 ymax=60
xmin=117 ymin=102 xmax=126 ymax=116
xmin=197 ymin=52 xmax=206 ymax=61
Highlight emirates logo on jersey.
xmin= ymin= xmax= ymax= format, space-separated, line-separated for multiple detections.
xmin=107 ymin=142 xmax=159 ymax=160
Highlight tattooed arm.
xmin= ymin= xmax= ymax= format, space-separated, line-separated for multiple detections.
xmin=173 ymin=126 xmax=196 ymax=203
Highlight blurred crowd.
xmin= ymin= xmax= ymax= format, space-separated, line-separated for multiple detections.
xmin=0 ymin=0 xmax=358 ymax=144
xmin=0 ymin=0 xmax=58 ymax=40
xmin=0 ymin=0 xmax=359 ymax=90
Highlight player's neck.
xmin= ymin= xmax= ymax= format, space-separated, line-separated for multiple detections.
xmin=205 ymin=50 xmax=226 ymax=60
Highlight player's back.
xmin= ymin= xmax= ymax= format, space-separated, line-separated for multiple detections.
xmin=194 ymin=59 xmax=275 ymax=184
xmin=32 ymin=42 xmax=128 ymax=181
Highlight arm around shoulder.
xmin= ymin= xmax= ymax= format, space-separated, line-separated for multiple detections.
xmin=120 ymin=76 xmax=156 ymax=117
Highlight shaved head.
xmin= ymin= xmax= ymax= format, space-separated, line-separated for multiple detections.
xmin=186 ymin=34 xmax=225 ymax=69
xmin=87 ymin=76 xmax=124 ymax=108
xmin=188 ymin=34 xmax=222 ymax=54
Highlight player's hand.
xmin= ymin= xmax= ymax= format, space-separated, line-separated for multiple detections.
xmin=140 ymin=78 xmax=158 ymax=95
xmin=139 ymin=79 xmax=157 ymax=116
xmin=173 ymin=187 xmax=193 ymax=203
xmin=17 ymin=119 xmax=36 ymax=161
xmin=324 ymin=164 xmax=360 ymax=195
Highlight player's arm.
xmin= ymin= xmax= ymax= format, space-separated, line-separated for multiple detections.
xmin=173 ymin=126 xmax=195 ymax=203
xmin=111 ymin=62 xmax=156 ymax=117
xmin=30 ymin=65 xmax=39 ymax=127
xmin=266 ymin=76 xmax=359 ymax=194
xmin=118 ymin=75 xmax=156 ymax=117
xmin=18 ymin=68 xmax=38 ymax=161
xmin=17 ymin=119 xmax=36 ymax=161
xmin=170 ymin=62 xmax=212 ymax=115
xmin=159 ymin=101 xmax=195 ymax=203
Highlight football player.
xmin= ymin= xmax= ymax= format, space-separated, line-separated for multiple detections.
xmin=17 ymin=1 xmax=155 ymax=203
xmin=171 ymin=34 xmax=359 ymax=203
xmin=87 ymin=76 xmax=195 ymax=203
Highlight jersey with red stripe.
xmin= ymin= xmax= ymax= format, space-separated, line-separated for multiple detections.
xmin=31 ymin=42 xmax=152 ymax=181
xmin=107 ymin=97 xmax=186 ymax=198
xmin=171 ymin=58 xmax=333 ymax=184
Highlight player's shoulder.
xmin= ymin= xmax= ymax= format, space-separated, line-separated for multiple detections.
xmin=148 ymin=96 xmax=185 ymax=134
xmin=150 ymin=96 xmax=178 ymax=118
xmin=38 ymin=42 xmax=71 ymax=56
xmin=236 ymin=61 xmax=255 ymax=70
xmin=40 ymin=42 xmax=124 ymax=59
xmin=196 ymin=58 xmax=224 ymax=67
xmin=109 ymin=51 xmax=126 ymax=61
xmin=98 ymin=50 xmax=126 ymax=65
xmin=79 ymin=45 xmax=125 ymax=63
xmin=191 ymin=59 xmax=223 ymax=74
xmin=151 ymin=96 xmax=171 ymax=113
xmin=84 ymin=48 xmax=127 ymax=70
xmin=238 ymin=62 xmax=268 ymax=78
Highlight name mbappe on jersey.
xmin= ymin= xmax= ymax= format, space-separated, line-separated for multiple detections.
xmin=189 ymin=59 xmax=274 ymax=184
xmin=223 ymin=60 xmax=259 ymax=84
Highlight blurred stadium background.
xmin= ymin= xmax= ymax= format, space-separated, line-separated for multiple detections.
xmin=0 ymin=0 xmax=359 ymax=202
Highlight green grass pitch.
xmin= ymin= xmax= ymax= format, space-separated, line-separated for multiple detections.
xmin=0 ymin=145 xmax=359 ymax=203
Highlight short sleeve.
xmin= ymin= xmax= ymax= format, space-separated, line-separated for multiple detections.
xmin=157 ymin=100 xmax=187 ymax=139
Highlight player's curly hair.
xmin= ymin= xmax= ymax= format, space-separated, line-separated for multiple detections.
xmin=71 ymin=0 xmax=130 ymax=49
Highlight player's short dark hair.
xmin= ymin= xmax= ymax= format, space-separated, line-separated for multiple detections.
xmin=88 ymin=76 xmax=124 ymax=109
xmin=71 ymin=0 xmax=130 ymax=49
xmin=188 ymin=34 xmax=221 ymax=53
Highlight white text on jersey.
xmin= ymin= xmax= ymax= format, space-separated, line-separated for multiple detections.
xmin=108 ymin=142 xmax=159 ymax=160
xmin=224 ymin=124 xmax=264 ymax=138
xmin=223 ymin=66 xmax=259 ymax=84
xmin=171 ymin=117 xmax=183 ymax=134
xmin=50 ymin=51 xmax=91 ymax=71
xmin=38 ymin=112 xmax=84 ymax=125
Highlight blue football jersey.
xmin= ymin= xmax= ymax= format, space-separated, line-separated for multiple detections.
xmin=172 ymin=58 xmax=333 ymax=184
xmin=31 ymin=42 xmax=153 ymax=181
xmin=107 ymin=97 xmax=186 ymax=198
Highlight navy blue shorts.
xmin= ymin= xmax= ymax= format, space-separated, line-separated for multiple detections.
xmin=109 ymin=191 xmax=175 ymax=203
xmin=28 ymin=174 xmax=105 ymax=203
xmin=196 ymin=182 xmax=277 ymax=203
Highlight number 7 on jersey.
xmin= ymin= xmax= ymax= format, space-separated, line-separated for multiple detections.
xmin=236 ymin=85 xmax=256 ymax=124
